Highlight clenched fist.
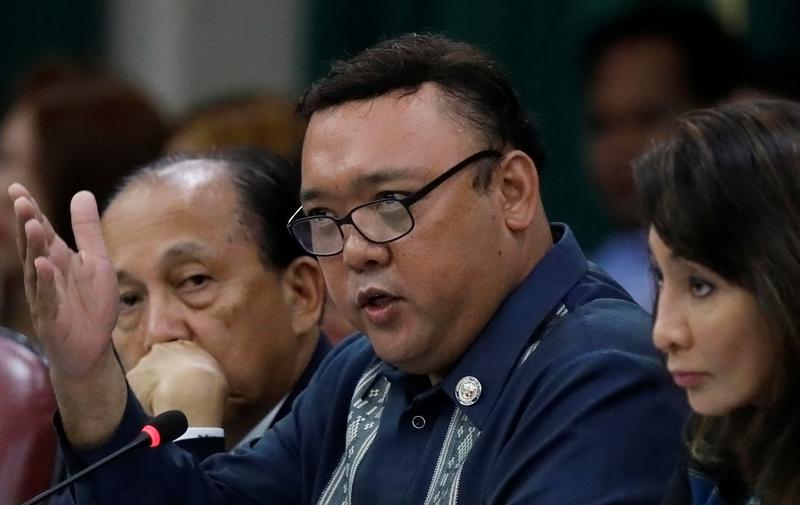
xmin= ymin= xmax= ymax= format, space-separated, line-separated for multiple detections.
xmin=126 ymin=340 xmax=229 ymax=428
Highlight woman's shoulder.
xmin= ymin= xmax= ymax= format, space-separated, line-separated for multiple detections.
xmin=660 ymin=448 xmax=692 ymax=505
xmin=661 ymin=447 xmax=753 ymax=505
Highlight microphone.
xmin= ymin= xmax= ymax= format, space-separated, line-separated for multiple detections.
xmin=21 ymin=410 xmax=188 ymax=505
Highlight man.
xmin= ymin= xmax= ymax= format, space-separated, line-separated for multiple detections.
xmin=163 ymin=104 xmax=357 ymax=344
xmin=582 ymin=5 xmax=744 ymax=308
xmin=107 ymin=149 xmax=330 ymax=449
xmin=102 ymin=148 xmax=329 ymax=452
xmin=12 ymin=34 xmax=686 ymax=503
xmin=47 ymin=148 xmax=330 ymax=505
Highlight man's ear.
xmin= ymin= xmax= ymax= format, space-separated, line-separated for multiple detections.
xmin=494 ymin=150 xmax=541 ymax=231
xmin=280 ymin=256 xmax=325 ymax=337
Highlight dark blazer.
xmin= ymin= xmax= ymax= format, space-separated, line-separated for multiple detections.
xmin=661 ymin=453 xmax=692 ymax=505
xmin=661 ymin=447 xmax=753 ymax=505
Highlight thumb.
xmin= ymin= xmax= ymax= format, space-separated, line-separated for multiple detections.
xmin=70 ymin=191 xmax=108 ymax=257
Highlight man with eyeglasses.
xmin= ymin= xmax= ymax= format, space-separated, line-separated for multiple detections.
xmin=10 ymin=34 xmax=687 ymax=504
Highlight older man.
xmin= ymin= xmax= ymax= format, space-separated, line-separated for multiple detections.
xmin=12 ymin=34 xmax=686 ymax=504
xmin=48 ymin=149 xmax=330 ymax=505
xmin=102 ymin=149 xmax=329 ymax=451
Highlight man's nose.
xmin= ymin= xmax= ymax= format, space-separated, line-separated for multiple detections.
xmin=143 ymin=295 xmax=192 ymax=350
xmin=652 ymin=287 xmax=692 ymax=355
xmin=340 ymin=224 xmax=390 ymax=271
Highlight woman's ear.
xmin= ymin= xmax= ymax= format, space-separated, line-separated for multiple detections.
xmin=494 ymin=150 xmax=541 ymax=231
xmin=281 ymin=256 xmax=325 ymax=337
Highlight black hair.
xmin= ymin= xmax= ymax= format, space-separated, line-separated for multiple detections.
xmin=298 ymin=32 xmax=546 ymax=181
xmin=634 ymin=98 xmax=800 ymax=504
xmin=581 ymin=4 xmax=746 ymax=104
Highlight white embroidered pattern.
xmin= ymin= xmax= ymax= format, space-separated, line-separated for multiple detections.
xmin=316 ymin=364 xmax=389 ymax=505
xmin=316 ymin=364 xmax=481 ymax=505
xmin=423 ymin=408 xmax=481 ymax=505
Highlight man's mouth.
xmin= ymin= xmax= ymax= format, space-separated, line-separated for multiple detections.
xmin=356 ymin=288 xmax=400 ymax=324
xmin=357 ymin=288 xmax=397 ymax=308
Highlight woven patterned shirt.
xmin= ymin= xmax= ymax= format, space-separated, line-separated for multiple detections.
xmin=60 ymin=224 xmax=688 ymax=504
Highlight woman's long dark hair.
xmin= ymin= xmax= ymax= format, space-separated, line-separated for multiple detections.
xmin=11 ymin=65 xmax=168 ymax=249
xmin=634 ymin=98 xmax=800 ymax=504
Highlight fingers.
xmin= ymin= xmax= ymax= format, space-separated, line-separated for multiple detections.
xmin=9 ymin=184 xmax=58 ymax=248
xmin=8 ymin=182 xmax=31 ymax=202
xmin=11 ymin=186 xmax=60 ymax=269
xmin=14 ymin=187 xmax=70 ymax=316
xmin=11 ymin=186 xmax=104 ymax=260
xmin=10 ymin=184 xmax=62 ymax=342
xmin=125 ymin=365 xmax=156 ymax=415
xmin=152 ymin=340 xmax=204 ymax=352
xmin=14 ymin=196 xmax=35 ymax=265
xmin=22 ymin=218 xmax=48 ymax=310
xmin=144 ymin=341 xmax=217 ymax=366
xmin=11 ymin=184 xmax=37 ymax=258
xmin=33 ymin=256 xmax=58 ymax=323
xmin=70 ymin=191 xmax=109 ymax=258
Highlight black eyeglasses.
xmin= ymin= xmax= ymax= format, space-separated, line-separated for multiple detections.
xmin=287 ymin=149 xmax=503 ymax=256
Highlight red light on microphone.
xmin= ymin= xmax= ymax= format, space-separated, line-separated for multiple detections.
xmin=20 ymin=411 xmax=187 ymax=505
xmin=141 ymin=424 xmax=161 ymax=448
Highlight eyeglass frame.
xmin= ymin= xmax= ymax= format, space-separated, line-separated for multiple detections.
xmin=286 ymin=149 xmax=504 ymax=257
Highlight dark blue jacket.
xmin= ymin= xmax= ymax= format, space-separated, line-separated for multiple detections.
xmin=53 ymin=336 xmax=331 ymax=504
xmin=59 ymin=224 xmax=688 ymax=504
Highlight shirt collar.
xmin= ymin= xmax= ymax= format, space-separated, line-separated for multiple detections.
xmin=438 ymin=223 xmax=588 ymax=428
xmin=237 ymin=394 xmax=289 ymax=447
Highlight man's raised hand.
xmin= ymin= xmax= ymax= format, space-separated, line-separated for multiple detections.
xmin=9 ymin=183 xmax=127 ymax=446
xmin=9 ymin=184 xmax=118 ymax=378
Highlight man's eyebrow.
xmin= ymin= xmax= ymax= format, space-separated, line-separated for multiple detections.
xmin=300 ymin=167 xmax=414 ymax=203
xmin=115 ymin=242 xmax=213 ymax=281
xmin=162 ymin=242 xmax=210 ymax=260
xmin=116 ymin=269 xmax=137 ymax=283
xmin=299 ymin=187 xmax=322 ymax=203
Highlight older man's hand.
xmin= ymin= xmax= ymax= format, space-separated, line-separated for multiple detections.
xmin=127 ymin=341 xmax=229 ymax=428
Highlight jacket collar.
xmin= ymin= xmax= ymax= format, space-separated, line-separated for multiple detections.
xmin=377 ymin=224 xmax=588 ymax=429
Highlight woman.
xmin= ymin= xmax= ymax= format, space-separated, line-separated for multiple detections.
xmin=635 ymin=98 xmax=800 ymax=505
xmin=0 ymin=65 xmax=167 ymax=339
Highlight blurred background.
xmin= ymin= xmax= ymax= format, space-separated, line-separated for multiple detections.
xmin=3 ymin=0 xmax=799 ymax=251
xmin=5 ymin=3 xmax=798 ymax=499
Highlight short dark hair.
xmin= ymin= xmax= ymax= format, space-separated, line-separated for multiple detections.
xmin=111 ymin=147 xmax=306 ymax=270
xmin=581 ymin=5 xmax=745 ymax=104
xmin=298 ymin=33 xmax=546 ymax=181
xmin=634 ymin=98 xmax=800 ymax=501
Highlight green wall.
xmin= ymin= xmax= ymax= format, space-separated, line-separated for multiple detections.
xmin=0 ymin=1 xmax=101 ymax=112
xmin=305 ymin=0 xmax=797 ymax=251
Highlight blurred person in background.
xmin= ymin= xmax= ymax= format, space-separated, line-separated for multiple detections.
xmin=637 ymin=98 xmax=800 ymax=505
xmin=0 ymin=64 xmax=168 ymax=340
xmin=165 ymin=91 xmax=303 ymax=161
xmin=581 ymin=5 xmax=745 ymax=309
xmin=166 ymin=91 xmax=356 ymax=344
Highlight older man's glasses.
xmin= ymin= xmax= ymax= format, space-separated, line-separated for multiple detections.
xmin=287 ymin=149 xmax=502 ymax=256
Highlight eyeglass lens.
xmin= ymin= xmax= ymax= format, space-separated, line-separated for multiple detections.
xmin=294 ymin=199 xmax=413 ymax=255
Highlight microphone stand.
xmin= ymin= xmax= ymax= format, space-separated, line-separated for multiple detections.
xmin=20 ymin=410 xmax=187 ymax=505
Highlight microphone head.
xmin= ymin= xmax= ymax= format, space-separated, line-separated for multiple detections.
xmin=142 ymin=410 xmax=188 ymax=447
